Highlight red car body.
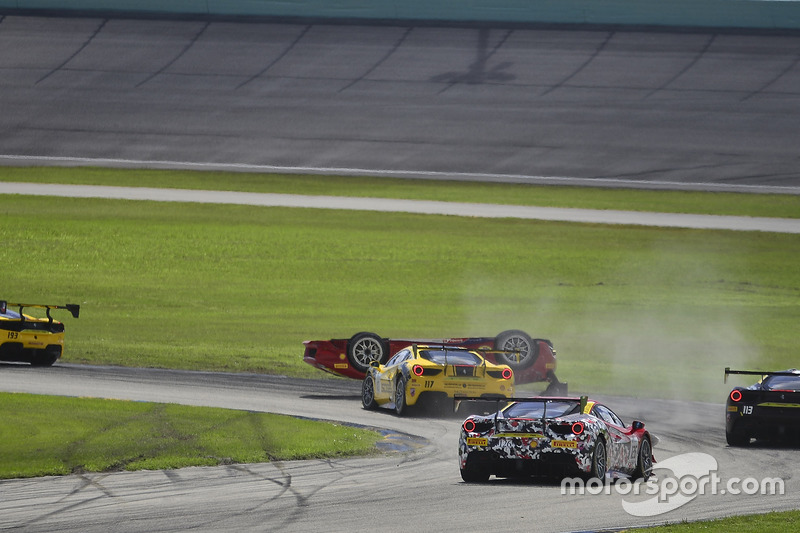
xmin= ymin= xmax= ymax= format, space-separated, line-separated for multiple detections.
xmin=303 ymin=330 xmax=563 ymax=389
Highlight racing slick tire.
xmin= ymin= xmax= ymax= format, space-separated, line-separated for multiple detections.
xmin=634 ymin=436 xmax=653 ymax=480
xmin=347 ymin=332 xmax=387 ymax=373
xmin=361 ymin=376 xmax=378 ymax=410
xmin=31 ymin=347 xmax=60 ymax=367
xmin=394 ymin=375 xmax=408 ymax=416
xmin=726 ymin=426 xmax=750 ymax=447
xmin=460 ymin=456 xmax=490 ymax=483
xmin=588 ymin=438 xmax=607 ymax=482
xmin=494 ymin=330 xmax=537 ymax=370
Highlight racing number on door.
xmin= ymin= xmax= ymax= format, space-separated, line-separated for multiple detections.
xmin=742 ymin=405 xmax=753 ymax=415
xmin=7 ymin=331 xmax=18 ymax=339
xmin=424 ymin=381 xmax=434 ymax=388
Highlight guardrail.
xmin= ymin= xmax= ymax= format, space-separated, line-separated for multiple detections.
xmin=1 ymin=0 xmax=799 ymax=30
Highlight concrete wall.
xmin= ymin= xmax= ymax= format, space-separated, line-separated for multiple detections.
xmin=2 ymin=0 xmax=800 ymax=30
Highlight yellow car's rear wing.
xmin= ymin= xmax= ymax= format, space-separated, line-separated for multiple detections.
xmin=0 ymin=301 xmax=80 ymax=321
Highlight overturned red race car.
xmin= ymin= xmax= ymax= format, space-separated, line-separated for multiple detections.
xmin=303 ymin=330 xmax=565 ymax=391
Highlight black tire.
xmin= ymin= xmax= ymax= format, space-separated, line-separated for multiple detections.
xmin=347 ymin=332 xmax=386 ymax=373
xmin=634 ymin=436 xmax=653 ymax=480
xmin=460 ymin=456 xmax=490 ymax=483
xmin=494 ymin=330 xmax=536 ymax=369
xmin=31 ymin=350 xmax=59 ymax=367
xmin=589 ymin=438 xmax=607 ymax=481
xmin=726 ymin=426 xmax=750 ymax=447
xmin=361 ymin=376 xmax=378 ymax=410
xmin=394 ymin=375 xmax=408 ymax=416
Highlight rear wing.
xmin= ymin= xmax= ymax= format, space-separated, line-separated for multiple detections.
xmin=724 ymin=367 xmax=799 ymax=384
xmin=454 ymin=395 xmax=589 ymax=414
xmin=0 ymin=301 xmax=80 ymax=321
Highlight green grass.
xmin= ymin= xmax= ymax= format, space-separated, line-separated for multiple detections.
xmin=2 ymin=165 xmax=799 ymax=217
xmin=641 ymin=510 xmax=800 ymax=532
xmin=0 ymin=392 xmax=381 ymax=479
xmin=2 ymin=168 xmax=799 ymax=403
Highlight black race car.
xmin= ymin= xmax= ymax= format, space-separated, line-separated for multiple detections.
xmin=724 ymin=367 xmax=800 ymax=446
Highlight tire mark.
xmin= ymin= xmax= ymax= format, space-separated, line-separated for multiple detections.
xmin=644 ymin=34 xmax=716 ymax=99
xmin=236 ymin=24 xmax=312 ymax=90
xmin=136 ymin=21 xmax=210 ymax=88
xmin=433 ymin=28 xmax=515 ymax=94
xmin=742 ymin=54 xmax=800 ymax=101
xmin=35 ymin=19 xmax=108 ymax=85
xmin=540 ymin=31 xmax=614 ymax=96
xmin=339 ymin=26 xmax=413 ymax=93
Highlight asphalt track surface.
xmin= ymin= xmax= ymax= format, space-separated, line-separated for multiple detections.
xmin=1 ymin=13 xmax=799 ymax=533
xmin=1 ymin=14 xmax=800 ymax=192
xmin=2 ymin=364 xmax=799 ymax=533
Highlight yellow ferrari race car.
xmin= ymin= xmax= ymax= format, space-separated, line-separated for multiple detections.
xmin=0 ymin=300 xmax=80 ymax=367
xmin=361 ymin=344 xmax=514 ymax=415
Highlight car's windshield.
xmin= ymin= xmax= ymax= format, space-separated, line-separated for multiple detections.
xmin=419 ymin=349 xmax=482 ymax=366
xmin=502 ymin=400 xmax=580 ymax=419
xmin=0 ymin=310 xmax=21 ymax=319
xmin=764 ymin=374 xmax=800 ymax=391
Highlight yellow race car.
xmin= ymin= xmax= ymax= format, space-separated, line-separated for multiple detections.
xmin=0 ymin=300 xmax=80 ymax=367
xmin=361 ymin=344 xmax=514 ymax=415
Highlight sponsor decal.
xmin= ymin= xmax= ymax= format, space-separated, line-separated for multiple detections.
xmin=727 ymin=405 xmax=739 ymax=412
xmin=494 ymin=433 xmax=544 ymax=439
xmin=466 ymin=437 xmax=488 ymax=447
xmin=757 ymin=402 xmax=800 ymax=408
xmin=334 ymin=363 xmax=349 ymax=369
xmin=552 ymin=439 xmax=578 ymax=449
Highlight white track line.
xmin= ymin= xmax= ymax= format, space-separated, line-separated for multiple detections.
xmin=2 ymin=154 xmax=799 ymax=195
xmin=2 ymin=181 xmax=799 ymax=233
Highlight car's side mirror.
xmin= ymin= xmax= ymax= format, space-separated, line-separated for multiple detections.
xmin=631 ymin=420 xmax=645 ymax=431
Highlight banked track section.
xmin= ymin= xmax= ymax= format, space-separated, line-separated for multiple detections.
xmin=1 ymin=15 xmax=799 ymax=190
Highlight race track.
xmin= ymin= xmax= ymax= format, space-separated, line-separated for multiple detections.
xmin=1 ymin=364 xmax=798 ymax=532
xmin=1 ymin=13 xmax=799 ymax=533
xmin=1 ymin=14 xmax=800 ymax=191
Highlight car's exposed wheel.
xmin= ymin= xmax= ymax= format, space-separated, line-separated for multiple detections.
xmin=394 ymin=375 xmax=408 ymax=416
xmin=726 ymin=426 xmax=750 ymax=447
xmin=589 ymin=438 xmax=607 ymax=481
xmin=347 ymin=332 xmax=386 ymax=373
xmin=634 ymin=436 xmax=653 ymax=480
xmin=460 ymin=456 xmax=490 ymax=483
xmin=361 ymin=376 xmax=378 ymax=410
xmin=494 ymin=330 xmax=536 ymax=369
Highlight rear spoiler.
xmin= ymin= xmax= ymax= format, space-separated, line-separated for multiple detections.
xmin=0 ymin=301 xmax=80 ymax=321
xmin=454 ymin=395 xmax=588 ymax=414
xmin=724 ymin=367 xmax=799 ymax=384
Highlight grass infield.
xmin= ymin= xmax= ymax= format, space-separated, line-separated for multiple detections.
xmin=0 ymin=392 xmax=380 ymax=479
xmin=2 ymin=166 xmax=799 ymax=497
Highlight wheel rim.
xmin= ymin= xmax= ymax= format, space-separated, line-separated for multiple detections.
xmin=395 ymin=379 xmax=405 ymax=411
xmin=353 ymin=338 xmax=383 ymax=368
xmin=362 ymin=378 xmax=374 ymax=406
xmin=640 ymin=439 xmax=652 ymax=478
xmin=501 ymin=335 xmax=531 ymax=364
xmin=595 ymin=441 xmax=607 ymax=479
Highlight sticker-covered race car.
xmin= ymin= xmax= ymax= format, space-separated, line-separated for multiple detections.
xmin=724 ymin=367 xmax=800 ymax=446
xmin=303 ymin=329 xmax=564 ymax=390
xmin=361 ymin=344 xmax=515 ymax=415
xmin=458 ymin=396 xmax=656 ymax=483
xmin=0 ymin=300 xmax=80 ymax=367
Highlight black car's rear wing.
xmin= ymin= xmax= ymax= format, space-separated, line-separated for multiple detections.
xmin=724 ymin=367 xmax=799 ymax=384
xmin=0 ymin=301 xmax=80 ymax=321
